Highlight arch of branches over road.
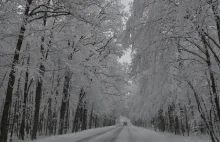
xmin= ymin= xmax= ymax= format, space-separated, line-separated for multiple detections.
xmin=0 ymin=0 xmax=129 ymax=142
xmin=125 ymin=0 xmax=220 ymax=142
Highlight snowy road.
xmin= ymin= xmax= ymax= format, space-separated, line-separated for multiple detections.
xmin=29 ymin=125 xmax=207 ymax=142
xmin=73 ymin=125 xmax=192 ymax=142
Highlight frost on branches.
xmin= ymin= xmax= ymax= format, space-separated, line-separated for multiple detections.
xmin=0 ymin=0 xmax=128 ymax=141
xmin=125 ymin=0 xmax=220 ymax=142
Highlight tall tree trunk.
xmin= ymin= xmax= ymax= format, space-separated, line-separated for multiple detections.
xmin=52 ymin=66 xmax=61 ymax=136
xmin=9 ymin=99 xmax=18 ymax=142
xmin=10 ymin=71 xmax=23 ymax=141
xmin=174 ymin=116 xmax=180 ymax=135
xmin=73 ymin=106 xmax=80 ymax=132
xmin=64 ymin=105 xmax=69 ymax=134
xmin=38 ymin=112 xmax=44 ymax=135
xmin=53 ymin=107 xmax=57 ymax=136
xmin=72 ymin=109 xmax=75 ymax=132
xmin=0 ymin=1 xmax=33 ymax=141
xmin=72 ymin=88 xmax=85 ymax=132
xmin=9 ymin=85 xmax=20 ymax=142
xmin=47 ymin=71 xmax=55 ymax=136
xmin=89 ymin=103 xmax=94 ymax=129
xmin=31 ymin=9 xmax=48 ymax=140
xmin=184 ymin=106 xmax=189 ymax=136
xmin=59 ymin=71 xmax=71 ymax=135
xmin=103 ymin=115 xmax=106 ymax=127
xmin=19 ymin=48 xmax=30 ymax=140
xmin=82 ymin=102 xmax=87 ymax=131
xmin=79 ymin=102 xmax=84 ymax=130
xmin=31 ymin=63 xmax=45 ymax=140
xmin=47 ymin=97 xmax=53 ymax=136
xmin=95 ymin=116 xmax=98 ymax=128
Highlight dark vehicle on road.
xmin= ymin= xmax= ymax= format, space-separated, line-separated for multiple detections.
xmin=123 ymin=122 xmax=127 ymax=126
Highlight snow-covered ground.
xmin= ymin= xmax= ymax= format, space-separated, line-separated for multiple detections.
xmin=22 ymin=125 xmax=118 ymax=142
xmin=128 ymin=126 xmax=211 ymax=142
xmin=20 ymin=125 xmax=211 ymax=142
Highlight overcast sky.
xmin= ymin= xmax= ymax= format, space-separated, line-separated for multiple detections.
xmin=121 ymin=0 xmax=132 ymax=11
xmin=118 ymin=0 xmax=133 ymax=64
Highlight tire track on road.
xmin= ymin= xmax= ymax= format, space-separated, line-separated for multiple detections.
xmin=74 ymin=126 xmax=121 ymax=142
xmin=104 ymin=126 xmax=124 ymax=142
xmin=128 ymin=126 xmax=135 ymax=142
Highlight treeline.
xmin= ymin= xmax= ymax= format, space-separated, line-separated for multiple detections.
xmin=125 ymin=0 xmax=220 ymax=142
xmin=133 ymin=104 xmax=192 ymax=137
xmin=0 ymin=0 xmax=126 ymax=142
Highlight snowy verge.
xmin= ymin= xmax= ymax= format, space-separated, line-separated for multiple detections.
xmin=131 ymin=126 xmax=211 ymax=142
xmin=159 ymin=132 xmax=211 ymax=142
xmin=23 ymin=125 xmax=118 ymax=142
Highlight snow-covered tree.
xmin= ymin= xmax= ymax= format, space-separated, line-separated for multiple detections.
xmin=125 ymin=0 xmax=220 ymax=141
xmin=0 ymin=0 xmax=128 ymax=141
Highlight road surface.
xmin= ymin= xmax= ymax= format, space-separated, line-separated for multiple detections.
xmin=73 ymin=125 xmax=187 ymax=142
xmin=28 ymin=125 xmax=205 ymax=142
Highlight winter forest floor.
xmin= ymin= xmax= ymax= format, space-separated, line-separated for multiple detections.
xmin=16 ymin=125 xmax=210 ymax=142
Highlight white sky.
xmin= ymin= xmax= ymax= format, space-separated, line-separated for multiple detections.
xmin=119 ymin=48 xmax=132 ymax=64
xmin=121 ymin=0 xmax=132 ymax=11
xmin=118 ymin=0 xmax=133 ymax=64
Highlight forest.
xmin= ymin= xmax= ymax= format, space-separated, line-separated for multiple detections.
xmin=1 ymin=0 xmax=220 ymax=142
xmin=0 ymin=0 xmax=128 ymax=141
xmin=126 ymin=0 xmax=220 ymax=142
